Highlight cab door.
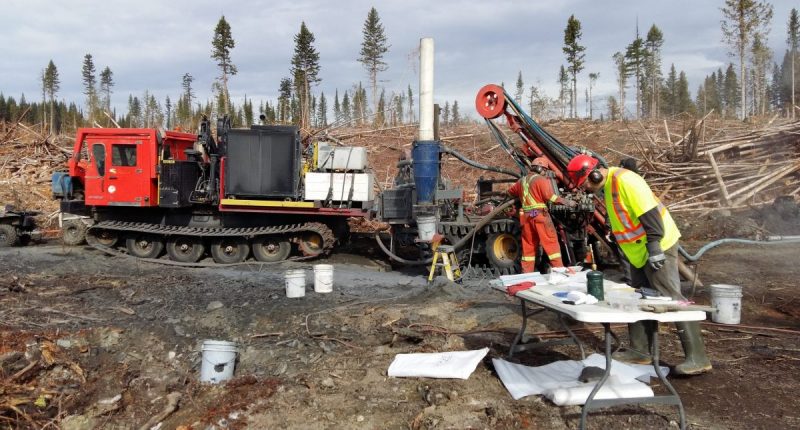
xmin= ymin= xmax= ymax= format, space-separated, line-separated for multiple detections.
xmin=107 ymin=142 xmax=149 ymax=206
xmin=83 ymin=142 xmax=108 ymax=205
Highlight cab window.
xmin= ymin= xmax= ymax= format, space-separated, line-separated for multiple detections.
xmin=112 ymin=144 xmax=138 ymax=166
xmin=92 ymin=144 xmax=106 ymax=176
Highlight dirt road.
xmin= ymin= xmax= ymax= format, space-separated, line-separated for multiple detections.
xmin=2 ymin=238 xmax=800 ymax=429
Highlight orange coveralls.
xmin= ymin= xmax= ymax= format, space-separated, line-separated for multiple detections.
xmin=507 ymin=174 xmax=564 ymax=273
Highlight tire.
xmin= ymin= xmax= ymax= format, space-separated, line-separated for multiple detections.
xmin=166 ymin=236 xmax=205 ymax=263
xmin=62 ymin=220 xmax=87 ymax=246
xmin=18 ymin=234 xmax=31 ymax=246
xmin=485 ymin=232 xmax=520 ymax=274
xmin=125 ymin=234 xmax=164 ymax=259
xmin=298 ymin=232 xmax=324 ymax=257
xmin=93 ymin=229 xmax=119 ymax=248
xmin=0 ymin=224 xmax=19 ymax=247
xmin=252 ymin=236 xmax=291 ymax=262
xmin=210 ymin=237 xmax=250 ymax=264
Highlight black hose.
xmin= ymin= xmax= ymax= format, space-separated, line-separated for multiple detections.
xmin=375 ymin=199 xmax=516 ymax=265
xmin=440 ymin=146 xmax=521 ymax=178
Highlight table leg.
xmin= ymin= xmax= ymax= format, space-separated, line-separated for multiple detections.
xmin=508 ymin=299 xmax=529 ymax=359
xmin=650 ymin=325 xmax=687 ymax=430
xmin=557 ymin=313 xmax=586 ymax=359
xmin=580 ymin=323 xmax=612 ymax=430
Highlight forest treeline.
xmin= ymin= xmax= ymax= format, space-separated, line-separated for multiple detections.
xmin=1 ymin=2 xmax=798 ymax=136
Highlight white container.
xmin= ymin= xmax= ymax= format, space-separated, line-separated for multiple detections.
xmin=200 ymin=340 xmax=238 ymax=383
xmin=304 ymin=172 xmax=375 ymax=202
xmin=316 ymin=143 xmax=368 ymax=171
xmin=285 ymin=269 xmax=306 ymax=298
xmin=313 ymin=264 xmax=334 ymax=293
xmin=417 ymin=216 xmax=437 ymax=242
xmin=709 ymin=284 xmax=742 ymax=324
xmin=605 ymin=291 xmax=642 ymax=312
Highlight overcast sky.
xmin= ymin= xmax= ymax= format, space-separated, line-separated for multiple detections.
xmin=1 ymin=0 xmax=796 ymax=119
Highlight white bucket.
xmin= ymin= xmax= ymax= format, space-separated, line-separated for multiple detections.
xmin=200 ymin=340 xmax=238 ymax=383
xmin=709 ymin=284 xmax=743 ymax=324
xmin=285 ymin=269 xmax=306 ymax=298
xmin=313 ymin=264 xmax=334 ymax=293
xmin=417 ymin=216 xmax=437 ymax=242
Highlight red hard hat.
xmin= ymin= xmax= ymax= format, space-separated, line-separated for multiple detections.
xmin=566 ymin=154 xmax=599 ymax=186
xmin=531 ymin=157 xmax=548 ymax=168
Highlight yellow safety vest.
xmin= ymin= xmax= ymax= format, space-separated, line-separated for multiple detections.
xmin=604 ymin=167 xmax=680 ymax=268
xmin=520 ymin=174 xmax=557 ymax=211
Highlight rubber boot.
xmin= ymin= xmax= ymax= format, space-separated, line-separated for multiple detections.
xmin=674 ymin=321 xmax=712 ymax=375
xmin=612 ymin=321 xmax=653 ymax=365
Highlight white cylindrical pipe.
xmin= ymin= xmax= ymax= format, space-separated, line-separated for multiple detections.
xmin=419 ymin=38 xmax=434 ymax=141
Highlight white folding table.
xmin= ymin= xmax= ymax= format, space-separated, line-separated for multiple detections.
xmin=492 ymin=277 xmax=705 ymax=430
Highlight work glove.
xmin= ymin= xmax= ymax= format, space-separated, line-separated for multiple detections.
xmin=646 ymin=241 xmax=665 ymax=271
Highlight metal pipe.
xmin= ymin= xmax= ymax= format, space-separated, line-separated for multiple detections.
xmin=419 ymin=38 xmax=434 ymax=141
xmin=440 ymin=146 xmax=520 ymax=178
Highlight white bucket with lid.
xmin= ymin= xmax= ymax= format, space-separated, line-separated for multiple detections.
xmin=285 ymin=269 xmax=306 ymax=298
xmin=709 ymin=284 xmax=743 ymax=324
xmin=417 ymin=216 xmax=437 ymax=242
xmin=313 ymin=264 xmax=334 ymax=293
xmin=200 ymin=340 xmax=238 ymax=383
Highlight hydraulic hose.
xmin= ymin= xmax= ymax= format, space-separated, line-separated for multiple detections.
xmin=440 ymin=146 xmax=521 ymax=178
xmin=375 ymin=199 xmax=516 ymax=265
xmin=679 ymin=236 xmax=800 ymax=262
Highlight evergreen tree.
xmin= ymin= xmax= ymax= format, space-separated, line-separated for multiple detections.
xmin=676 ymin=71 xmax=694 ymax=114
xmin=644 ymin=24 xmax=664 ymax=117
xmin=721 ymin=0 xmax=774 ymax=119
xmin=607 ymin=96 xmax=620 ymax=121
xmin=44 ymin=60 xmax=60 ymax=133
xmin=243 ymin=95 xmax=253 ymax=126
xmin=563 ymin=15 xmax=585 ymax=118
xmin=278 ymin=78 xmax=292 ymax=123
xmin=613 ymin=52 xmax=628 ymax=118
xmin=394 ymin=92 xmax=405 ymax=125
xmin=317 ymin=92 xmax=328 ymax=127
xmin=211 ymin=15 xmax=237 ymax=116
xmin=750 ymin=33 xmax=772 ymax=116
xmin=662 ymin=64 xmax=678 ymax=115
xmin=787 ymin=8 xmax=799 ymax=118
xmin=442 ymin=101 xmax=450 ymax=126
xmin=291 ymin=22 xmax=321 ymax=129
xmin=625 ymin=35 xmax=646 ymax=118
xmin=333 ymin=89 xmax=341 ymax=122
xmin=451 ymin=100 xmax=460 ymax=125
xmin=515 ymin=71 xmax=524 ymax=105
xmin=407 ymin=85 xmax=414 ymax=123
xmin=358 ymin=7 xmax=389 ymax=117
xmin=374 ymin=89 xmax=385 ymax=127
xmin=588 ymin=72 xmax=599 ymax=119
xmin=165 ymin=96 xmax=172 ymax=129
xmin=81 ymin=54 xmax=97 ymax=125
xmin=770 ymin=61 xmax=782 ymax=110
xmin=724 ymin=63 xmax=741 ymax=118
xmin=342 ymin=91 xmax=351 ymax=124
xmin=99 ymin=66 xmax=114 ymax=120
xmin=558 ymin=65 xmax=569 ymax=118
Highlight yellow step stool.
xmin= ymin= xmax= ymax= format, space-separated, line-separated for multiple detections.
xmin=427 ymin=244 xmax=462 ymax=283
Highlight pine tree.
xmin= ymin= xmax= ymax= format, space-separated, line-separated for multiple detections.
xmin=721 ymin=0 xmax=774 ymax=119
xmin=515 ymin=71 xmax=524 ymax=105
xmin=787 ymin=8 xmax=799 ymax=118
xmin=358 ymin=7 xmax=389 ymax=118
xmin=677 ymin=71 xmax=694 ymax=114
xmin=243 ymin=95 xmax=253 ymax=126
xmin=211 ymin=15 xmax=237 ymax=116
xmin=588 ymin=73 xmax=599 ymax=119
xmin=662 ymin=64 xmax=678 ymax=115
xmin=625 ymin=35 xmax=646 ymax=118
xmin=165 ymin=96 xmax=172 ymax=129
xmin=442 ymin=101 xmax=450 ymax=126
xmin=317 ymin=92 xmax=328 ymax=127
xmin=44 ymin=60 xmax=60 ymax=133
xmin=607 ymin=96 xmax=620 ymax=121
xmin=644 ymin=24 xmax=664 ymax=117
xmin=82 ymin=54 xmax=97 ymax=125
xmin=407 ymin=85 xmax=414 ymax=123
xmin=333 ymin=90 xmax=341 ymax=122
xmin=342 ymin=91 xmax=351 ymax=124
xmin=99 ymin=66 xmax=114 ymax=121
xmin=291 ymin=22 xmax=321 ymax=130
xmin=451 ymin=100 xmax=460 ymax=125
xmin=613 ymin=52 xmax=627 ymax=118
xmin=558 ymin=65 xmax=569 ymax=118
xmin=374 ymin=89 xmax=385 ymax=127
xmin=750 ymin=33 xmax=772 ymax=116
xmin=724 ymin=63 xmax=740 ymax=118
xmin=563 ymin=15 xmax=585 ymax=118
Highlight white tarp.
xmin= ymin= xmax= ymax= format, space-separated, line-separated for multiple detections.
xmin=387 ymin=348 xmax=489 ymax=379
xmin=493 ymin=353 xmax=663 ymax=404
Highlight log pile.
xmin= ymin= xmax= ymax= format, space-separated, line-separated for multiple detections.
xmin=629 ymin=117 xmax=800 ymax=213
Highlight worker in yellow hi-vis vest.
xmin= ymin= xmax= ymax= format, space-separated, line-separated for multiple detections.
xmin=567 ymin=154 xmax=711 ymax=376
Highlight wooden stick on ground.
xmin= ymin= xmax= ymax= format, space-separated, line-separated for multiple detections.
xmin=707 ymin=152 xmax=730 ymax=206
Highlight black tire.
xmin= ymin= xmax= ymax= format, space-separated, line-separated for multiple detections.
xmin=486 ymin=232 xmax=521 ymax=274
xmin=62 ymin=220 xmax=87 ymax=246
xmin=210 ymin=237 xmax=250 ymax=263
xmin=0 ymin=224 xmax=19 ymax=247
xmin=93 ymin=229 xmax=119 ymax=248
xmin=252 ymin=236 xmax=291 ymax=262
xmin=298 ymin=232 xmax=324 ymax=257
xmin=166 ymin=236 xmax=205 ymax=263
xmin=18 ymin=234 xmax=31 ymax=246
xmin=125 ymin=234 xmax=164 ymax=259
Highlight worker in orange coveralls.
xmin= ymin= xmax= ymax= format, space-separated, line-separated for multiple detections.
xmin=507 ymin=158 xmax=575 ymax=273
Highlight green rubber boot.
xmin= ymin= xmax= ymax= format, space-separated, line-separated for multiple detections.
xmin=674 ymin=321 xmax=712 ymax=375
xmin=612 ymin=321 xmax=653 ymax=365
